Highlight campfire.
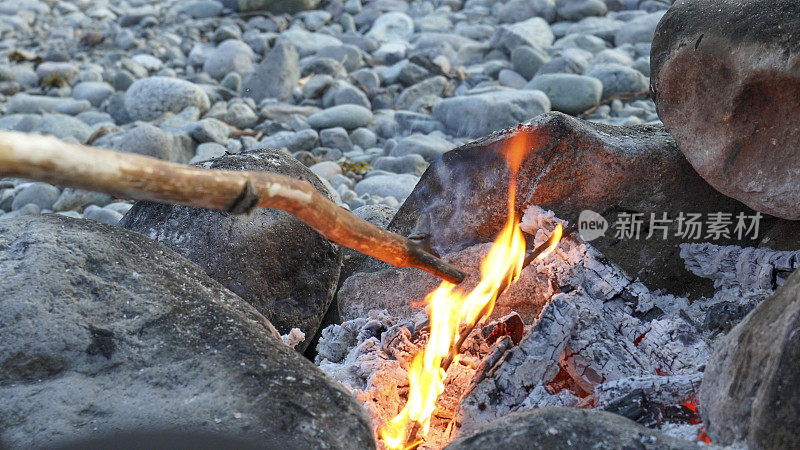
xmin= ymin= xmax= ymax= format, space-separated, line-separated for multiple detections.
xmin=377 ymin=131 xmax=563 ymax=448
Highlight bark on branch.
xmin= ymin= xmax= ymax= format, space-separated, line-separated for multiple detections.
xmin=0 ymin=131 xmax=467 ymax=284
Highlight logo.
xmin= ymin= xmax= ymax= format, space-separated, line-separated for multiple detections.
xmin=578 ymin=209 xmax=608 ymax=242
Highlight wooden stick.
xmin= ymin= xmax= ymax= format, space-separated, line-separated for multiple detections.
xmin=0 ymin=131 xmax=467 ymax=284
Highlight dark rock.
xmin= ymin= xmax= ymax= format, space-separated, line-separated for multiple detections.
xmin=120 ymin=149 xmax=341 ymax=352
xmin=700 ymin=268 xmax=800 ymax=448
xmin=446 ymin=407 xmax=694 ymax=450
xmin=651 ymin=0 xmax=800 ymax=220
xmin=242 ymin=42 xmax=299 ymax=103
xmin=0 ymin=215 xmax=372 ymax=450
xmin=388 ymin=112 xmax=766 ymax=298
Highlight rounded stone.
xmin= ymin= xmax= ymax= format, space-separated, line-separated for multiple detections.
xmin=307 ymin=105 xmax=373 ymax=130
xmin=120 ymin=149 xmax=342 ymax=352
xmin=0 ymin=214 xmax=372 ymax=449
xmin=124 ymin=77 xmax=210 ymax=122
xmin=526 ymin=74 xmax=603 ymax=115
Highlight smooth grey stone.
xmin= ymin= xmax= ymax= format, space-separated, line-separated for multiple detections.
xmin=511 ymin=46 xmax=551 ymax=80
xmin=354 ymin=173 xmax=419 ymax=203
xmin=366 ymin=12 xmax=414 ymax=43
xmin=220 ymin=72 xmax=242 ymax=92
xmin=52 ymin=99 xmax=92 ymax=116
xmin=319 ymin=127 xmax=353 ymax=151
xmin=302 ymin=74 xmax=333 ymax=99
xmin=224 ymin=103 xmax=258 ymax=129
xmin=592 ymin=48 xmax=634 ymax=66
xmin=181 ymin=0 xmax=223 ymax=18
xmin=491 ymin=17 xmax=555 ymax=54
xmin=189 ymin=142 xmax=227 ymax=164
xmin=372 ymin=154 xmax=428 ymax=175
xmin=275 ymin=26 xmax=342 ymax=58
xmin=307 ymin=105 xmax=373 ymax=129
xmin=124 ymin=77 xmax=210 ymax=121
xmin=6 ymin=93 xmax=73 ymax=114
xmin=349 ymin=128 xmax=376 ymax=149
xmin=614 ymin=11 xmax=665 ymax=45
xmin=391 ymin=134 xmax=453 ymax=160
xmin=527 ymin=73 xmax=603 ymax=115
xmin=52 ymin=188 xmax=113 ymax=212
xmin=498 ymin=69 xmax=528 ymax=89
xmin=83 ymin=205 xmax=123 ymax=225
xmin=552 ymin=32 xmax=610 ymax=53
xmin=396 ymin=76 xmax=448 ymax=110
xmin=242 ymin=42 xmax=299 ymax=103
xmin=1 ymin=203 xmax=39 ymax=219
xmin=333 ymin=85 xmax=371 ymax=108
xmin=432 ymin=89 xmax=551 ymax=137
xmin=35 ymin=61 xmax=78 ymax=85
xmin=31 ymin=114 xmax=92 ymax=144
xmin=314 ymin=44 xmax=363 ymax=72
xmin=495 ymin=0 xmax=556 ymax=23
xmin=203 ymin=39 xmax=255 ymax=81
xmin=12 ymin=183 xmax=60 ymax=211
xmin=115 ymin=124 xmax=183 ymax=162
xmin=585 ymin=63 xmax=649 ymax=100
xmin=254 ymin=129 xmax=319 ymax=152
xmin=536 ymin=53 xmax=589 ymax=75
xmin=72 ymin=81 xmax=115 ymax=107
xmin=309 ymin=161 xmax=342 ymax=180
xmin=556 ymin=0 xmax=608 ymax=21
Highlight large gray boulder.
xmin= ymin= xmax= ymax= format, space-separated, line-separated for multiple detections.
xmin=0 ymin=215 xmax=373 ymax=450
xmin=700 ymin=268 xmax=800 ymax=448
xmin=387 ymin=112 xmax=765 ymax=298
xmin=446 ymin=408 xmax=694 ymax=450
xmin=120 ymin=149 xmax=341 ymax=353
xmin=651 ymin=0 xmax=800 ymax=220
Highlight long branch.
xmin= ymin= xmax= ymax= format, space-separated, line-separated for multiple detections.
xmin=0 ymin=131 xmax=467 ymax=284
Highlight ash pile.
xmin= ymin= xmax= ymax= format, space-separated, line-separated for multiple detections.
xmin=316 ymin=205 xmax=799 ymax=447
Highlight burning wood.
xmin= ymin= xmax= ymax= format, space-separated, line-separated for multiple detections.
xmin=0 ymin=131 xmax=466 ymax=284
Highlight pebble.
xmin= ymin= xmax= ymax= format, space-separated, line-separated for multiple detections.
xmin=320 ymin=127 xmax=353 ymax=151
xmin=115 ymin=124 xmax=180 ymax=162
xmin=72 ymin=81 xmax=114 ymax=107
xmin=124 ymin=77 xmax=210 ymax=121
xmin=511 ymin=46 xmax=551 ymax=80
xmin=203 ymin=39 xmax=255 ymax=80
xmin=526 ymin=74 xmax=603 ymax=115
xmin=391 ymin=134 xmax=453 ymax=160
xmin=83 ymin=204 xmax=123 ymax=225
xmin=372 ymin=154 xmax=428 ymax=176
xmin=11 ymin=182 xmax=60 ymax=211
xmin=584 ymin=63 xmax=649 ymax=99
xmin=308 ymin=105 xmax=373 ymax=130
xmin=242 ymin=41 xmax=299 ymax=103
xmin=310 ymin=161 xmax=342 ymax=181
xmin=432 ymin=89 xmax=551 ymax=138
xmin=353 ymin=174 xmax=420 ymax=203
xmin=366 ymin=12 xmax=414 ymax=43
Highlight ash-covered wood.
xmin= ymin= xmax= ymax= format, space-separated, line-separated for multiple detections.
xmin=317 ymin=206 xmax=786 ymax=446
xmin=680 ymin=242 xmax=800 ymax=290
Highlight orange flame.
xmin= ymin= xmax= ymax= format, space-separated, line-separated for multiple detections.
xmin=380 ymin=131 xmax=561 ymax=448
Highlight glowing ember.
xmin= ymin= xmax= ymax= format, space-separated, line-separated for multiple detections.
xmin=379 ymin=130 xmax=562 ymax=448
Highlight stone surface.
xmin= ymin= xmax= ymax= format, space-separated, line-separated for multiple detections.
xmin=115 ymin=124 xmax=186 ymax=163
xmin=391 ymin=134 xmax=453 ymax=161
xmin=120 ymin=149 xmax=341 ymax=352
xmin=308 ymin=104 xmax=373 ymax=129
xmin=226 ymin=0 xmax=321 ymax=14
xmin=446 ymin=408 xmax=694 ymax=450
xmin=527 ymin=74 xmax=603 ymax=115
xmin=353 ymin=174 xmax=419 ymax=203
xmin=700 ymin=267 xmax=800 ymax=448
xmin=203 ymin=39 xmax=255 ymax=80
xmin=242 ymin=41 xmax=299 ymax=103
xmin=432 ymin=89 xmax=550 ymax=138
xmin=651 ymin=0 xmax=800 ymax=220
xmin=585 ymin=63 xmax=649 ymax=100
xmin=0 ymin=214 xmax=372 ymax=449
xmin=388 ymin=112 xmax=764 ymax=298
xmin=124 ymin=77 xmax=210 ymax=121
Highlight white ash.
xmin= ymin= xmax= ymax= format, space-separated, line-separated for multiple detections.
xmin=316 ymin=206 xmax=782 ymax=445
xmin=595 ymin=374 xmax=703 ymax=408
xmin=280 ymin=328 xmax=305 ymax=349
xmin=680 ymin=242 xmax=800 ymax=290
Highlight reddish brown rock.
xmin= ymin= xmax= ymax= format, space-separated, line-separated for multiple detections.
xmin=651 ymin=0 xmax=800 ymax=220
